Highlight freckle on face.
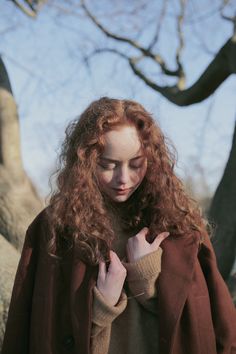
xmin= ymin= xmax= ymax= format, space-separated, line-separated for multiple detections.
xmin=96 ymin=125 xmax=147 ymax=202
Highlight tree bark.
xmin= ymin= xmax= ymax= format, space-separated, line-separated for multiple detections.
xmin=0 ymin=235 xmax=20 ymax=349
xmin=0 ymin=57 xmax=43 ymax=349
xmin=0 ymin=56 xmax=43 ymax=250
xmin=208 ymin=122 xmax=236 ymax=279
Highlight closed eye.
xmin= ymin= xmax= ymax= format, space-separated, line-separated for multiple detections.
xmin=98 ymin=162 xmax=117 ymax=170
xmin=129 ymin=157 xmax=146 ymax=169
xmin=98 ymin=156 xmax=145 ymax=170
xmin=130 ymin=164 xmax=143 ymax=169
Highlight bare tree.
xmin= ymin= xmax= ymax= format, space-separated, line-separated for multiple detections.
xmin=8 ymin=0 xmax=236 ymax=279
xmin=81 ymin=0 xmax=236 ymax=106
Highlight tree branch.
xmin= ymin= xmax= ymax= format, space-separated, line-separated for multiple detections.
xmin=220 ymin=0 xmax=236 ymax=35
xmin=128 ymin=37 xmax=235 ymax=106
xmin=10 ymin=0 xmax=46 ymax=17
xmin=175 ymin=0 xmax=186 ymax=89
xmin=85 ymin=34 xmax=235 ymax=107
xmin=81 ymin=0 xmax=182 ymax=78
xmin=148 ymin=0 xmax=168 ymax=50
xmin=87 ymin=48 xmax=130 ymax=62
xmin=10 ymin=0 xmax=37 ymax=18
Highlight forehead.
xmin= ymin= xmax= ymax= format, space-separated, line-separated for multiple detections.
xmin=102 ymin=125 xmax=142 ymax=160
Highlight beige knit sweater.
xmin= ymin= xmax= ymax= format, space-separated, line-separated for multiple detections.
xmin=90 ymin=233 xmax=162 ymax=354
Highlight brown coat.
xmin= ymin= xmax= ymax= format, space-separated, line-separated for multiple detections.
xmin=2 ymin=209 xmax=236 ymax=354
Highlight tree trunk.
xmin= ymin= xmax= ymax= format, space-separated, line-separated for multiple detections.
xmin=0 ymin=56 xmax=43 ymax=250
xmin=0 ymin=235 xmax=20 ymax=349
xmin=0 ymin=57 xmax=43 ymax=349
xmin=208 ymin=122 xmax=236 ymax=279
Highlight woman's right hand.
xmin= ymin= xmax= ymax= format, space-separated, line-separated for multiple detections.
xmin=97 ymin=250 xmax=127 ymax=306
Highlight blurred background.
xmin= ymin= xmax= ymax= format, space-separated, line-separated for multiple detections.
xmin=0 ymin=0 xmax=236 ymax=346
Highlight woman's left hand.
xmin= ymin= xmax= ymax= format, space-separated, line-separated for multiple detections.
xmin=126 ymin=227 xmax=170 ymax=262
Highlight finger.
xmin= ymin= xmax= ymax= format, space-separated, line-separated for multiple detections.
xmin=109 ymin=250 xmax=118 ymax=261
xmin=108 ymin=251 xmax=120 ymax=269
xmin=110 ymin=250 xmax=123 ymax=262
xmin=108 ymin=251 xmax=125 ymax=272
xmin=134 ymin=227 xmax=149 ymax=239
xmin=152 ymin=232 xmax=170 ymax=247
xmin=98 ymin=260 xmax=106 ymax=281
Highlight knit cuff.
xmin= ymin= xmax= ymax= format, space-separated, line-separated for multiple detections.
xmin=123 ymin=247 xmax=162 ymax=281
xmin=92 ymin=286 xmax=127 ymax=327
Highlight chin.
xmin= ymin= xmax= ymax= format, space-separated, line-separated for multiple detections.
xmin=102 ymin=186 xmax=140 ymax=203
xmin=107 ymin=190 xmax=134 ymax=203
xmin=112 ymin=195 xmax=130 ymax=202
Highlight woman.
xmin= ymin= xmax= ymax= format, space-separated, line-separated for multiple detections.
xmin=2 ymin=97 xmax=236 ymax=354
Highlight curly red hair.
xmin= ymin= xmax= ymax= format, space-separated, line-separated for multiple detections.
xmin=47 ymin=97 xmax=208 ymax=264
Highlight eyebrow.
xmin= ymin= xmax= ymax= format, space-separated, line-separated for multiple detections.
xmin=100 ymin=155 xmax=144 ymax=163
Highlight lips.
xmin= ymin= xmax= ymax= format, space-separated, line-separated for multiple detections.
xmin=113 ymin=187 xmax=130 ymax=191
xmin=113 ymin=187 xmax=131 ymax=193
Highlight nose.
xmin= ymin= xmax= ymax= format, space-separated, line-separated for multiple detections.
xmin=115 ymin=165 xmax=130 ymax=185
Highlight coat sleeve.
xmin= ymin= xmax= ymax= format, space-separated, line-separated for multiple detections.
xmin=1 ymin=212 xmax=43 ymax=354
xmin=199 ymin=235 xmax=236 ymax=354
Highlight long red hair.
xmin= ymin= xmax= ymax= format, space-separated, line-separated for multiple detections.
xmin=47 ymin=97 xmax=208 ymax=264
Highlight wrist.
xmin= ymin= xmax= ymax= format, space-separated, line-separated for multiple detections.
xmin=97 ymin=287 xmax=120 ymax=307
xmin=123 ymin=247 xmax=163 ymax=281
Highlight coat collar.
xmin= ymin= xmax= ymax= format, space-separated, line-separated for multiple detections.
xmin=157 ymin=234 xmax=199 ymax=353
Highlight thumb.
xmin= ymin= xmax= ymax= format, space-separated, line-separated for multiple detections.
xmin=136 ymin=227 xmax=149 ymax=238
xmin=152 ymin=231 xmax=170 ymax=247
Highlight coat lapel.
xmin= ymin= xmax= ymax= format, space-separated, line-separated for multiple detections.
xmin=60 ymin=247 xmax=98 ymax=354
xmin=157 ymin=234 xmax=199 ymax=353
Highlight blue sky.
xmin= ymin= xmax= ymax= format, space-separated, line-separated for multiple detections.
xmin=0 ymin=0 xmax=235 ymax=198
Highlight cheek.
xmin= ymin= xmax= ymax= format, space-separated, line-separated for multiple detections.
xmin=130 ymin=169 xmax=146 ymax=186
xmin=134 ymin=164 xmax=147 ymax=184
xmin=96 ymin=171 xmax=113 ymax=187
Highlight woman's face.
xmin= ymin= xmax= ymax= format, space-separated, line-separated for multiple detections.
xmin=96 ymin=125 xmax=147 ymax=202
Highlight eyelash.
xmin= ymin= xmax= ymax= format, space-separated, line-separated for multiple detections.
xmin=130 ymin=164 xmax=142 ymax=169
xmin=99 ymin=163 xmax=142 ymax=171
xmin=99 ymin=164 xmax=115 ymax=170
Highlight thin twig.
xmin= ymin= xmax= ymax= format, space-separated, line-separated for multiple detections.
xmin=148 ymin=0 xmax=168 ymax=50
xmin=175 ymin=0 xmax=186 ymax=89
xmin=10 ymin=0 xmax=37 ymax=18
xmin=220 ymin=0 xmax=236 ymax=34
